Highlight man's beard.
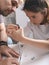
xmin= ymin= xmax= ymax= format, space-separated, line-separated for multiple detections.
xmin=0 ymin=10 xmax=13 ymax=16
xmin=0 ymin=10 xmax=7 ymax=16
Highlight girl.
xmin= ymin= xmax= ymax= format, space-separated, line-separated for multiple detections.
xmin=7 ymin=0 xmax=49 ymax=49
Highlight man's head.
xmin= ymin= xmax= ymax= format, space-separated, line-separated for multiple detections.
xmin=0 ymin=0 xmax=19 ymax=16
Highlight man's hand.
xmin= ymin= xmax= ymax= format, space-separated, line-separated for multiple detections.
xmin=0 ymin=58 xmax=19 ymax=65
xmin=0 ymin=45 xmax=19 ymax=58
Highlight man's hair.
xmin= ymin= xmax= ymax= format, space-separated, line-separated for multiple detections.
xmin=23 ymin=0 xmax=49 ymax=24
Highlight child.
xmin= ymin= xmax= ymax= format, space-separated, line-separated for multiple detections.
xmin=23 ymin=0 xmax=49 ymax=46
xmin=7 ymin=0 xmax=49 ymax=49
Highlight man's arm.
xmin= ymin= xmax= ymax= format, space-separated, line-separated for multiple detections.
xmin=0 ymin=15 xmax=7 ymax=41
xmin=0 ymin=23 xmax=8 ymax=41
xmin=0 ymin=15 xmax=19 ymax=58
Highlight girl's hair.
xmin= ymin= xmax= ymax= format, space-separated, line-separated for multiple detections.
xmin=23 ymin=0 xmax=49 ymax=25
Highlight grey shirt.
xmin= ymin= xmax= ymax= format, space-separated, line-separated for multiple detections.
xmin=4 ymin=12 xmax=16 ymax=25
xmin=4 ymin=12 xmax=17 ymax=44
xmin=0 ymin=15 xmax=4 ymax=23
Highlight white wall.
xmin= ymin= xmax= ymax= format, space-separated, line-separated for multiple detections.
xmin=15 ymin=7 xmax=30 ymax=28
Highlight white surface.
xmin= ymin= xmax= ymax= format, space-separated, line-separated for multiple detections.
xmin=9 ymin=44 xmax=49 ymax=65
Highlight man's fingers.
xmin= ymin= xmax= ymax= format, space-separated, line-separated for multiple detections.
xmin=9 ymin=49 xmax=19 ymax=58
xmin=6 ymin=58 xmax=19 ymax=65
xmin=3 ymin=52 xmax=12 ymax=57
xmin=11 ymin=58 xmax=19 ymax=65
xmin=12 ymin=61 xmax=19 ymax=65
xmin=6 ymin=47 xmax=19 ymax=58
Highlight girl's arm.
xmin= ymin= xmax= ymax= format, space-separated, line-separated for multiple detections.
xmin=21 ymin=36 xmax=49 ymax=49
xmin=7 ymin=25 xmax=49 ymax=50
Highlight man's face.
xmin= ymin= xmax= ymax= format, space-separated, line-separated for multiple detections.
xmin=0 ymin=0 xmax=18 ymax=16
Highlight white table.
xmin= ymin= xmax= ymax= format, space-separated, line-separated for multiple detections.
xmin=9 ymin=43 xmax=49 ymax=65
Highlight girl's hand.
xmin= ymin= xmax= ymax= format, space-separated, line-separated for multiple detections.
xmin=7 ymin=24 xmax=24 ymax=42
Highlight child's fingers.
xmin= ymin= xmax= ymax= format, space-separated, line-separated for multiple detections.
xmin=7 ymin=24 xmax=20 ymax=31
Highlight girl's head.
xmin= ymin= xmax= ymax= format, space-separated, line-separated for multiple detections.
xmin=23 ymin=0 xmax=49 ymax=25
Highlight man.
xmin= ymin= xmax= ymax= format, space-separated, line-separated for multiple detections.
xmin=0 ymin=0 xmax=20 ymax=65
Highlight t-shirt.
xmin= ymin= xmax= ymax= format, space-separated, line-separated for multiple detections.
xmin=4 ymin=12 xmax=16 ymax=26
xmin=24 ymin=22 xmax=49 ymax=40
